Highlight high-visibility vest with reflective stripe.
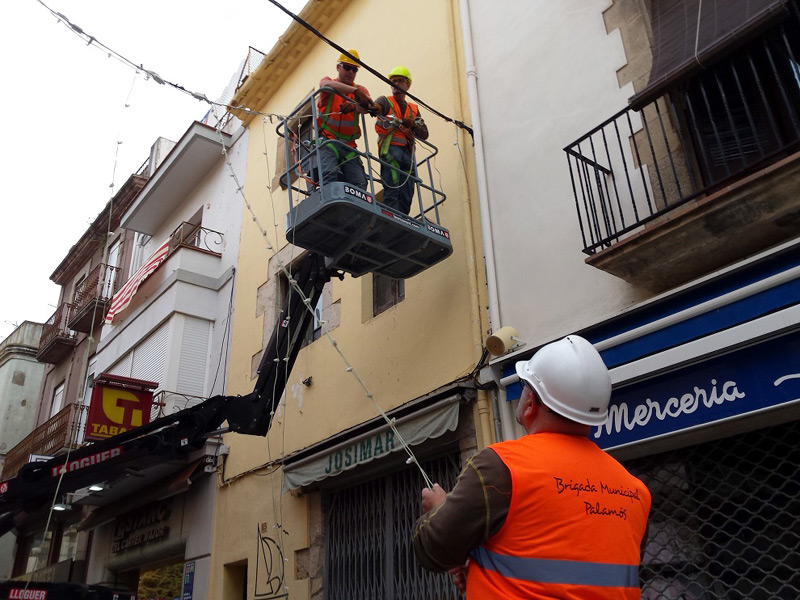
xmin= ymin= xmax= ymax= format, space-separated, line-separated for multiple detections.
xmin=467 ymin=433 xmax=651 ymax=599
xmin=317 ymin=83 xmax=362 ymax=148
xmin=375 ymin=96 xmax=419 ymax=150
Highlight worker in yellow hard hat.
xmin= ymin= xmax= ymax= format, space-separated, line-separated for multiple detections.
xmin=371 ymin=66 xmax=428 ymax=215
xmin=315 ymin=49 xmax=375 ymax=189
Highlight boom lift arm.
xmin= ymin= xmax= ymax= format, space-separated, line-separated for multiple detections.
xmin=0 ymin=253 xmax=331 ymax=511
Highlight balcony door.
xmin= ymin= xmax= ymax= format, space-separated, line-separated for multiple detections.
xmin=103 ymin=240 xmax=121 ymax=298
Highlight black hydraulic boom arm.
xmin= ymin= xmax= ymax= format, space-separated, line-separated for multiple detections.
xmin=0 ymin=253 xmax=332 ymax=512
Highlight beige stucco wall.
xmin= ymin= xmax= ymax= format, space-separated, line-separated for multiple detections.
xmin=212 ymin=0 xmax=484 ymax=598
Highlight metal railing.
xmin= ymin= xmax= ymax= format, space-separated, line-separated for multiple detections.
xmin=1 ymin=403 xmax=87 ymax=479
xmin=150 ymin=390 xmax=207 ymax=421
xmin=565 ymin=8 xmax=800 ymax=254
xmin=71 ymin=263 xmax=121 ymax=312
xmin=277 ymin=87 xmax=448 ymax=225
xmin=168 ymin=222 xmax=224 ymax=256
xmin=39 ymin=303 xmax=76 ymax=351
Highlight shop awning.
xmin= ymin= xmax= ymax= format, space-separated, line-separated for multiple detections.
xmin=630 ymin=0 xmax=787 ymax=109
xmin=77 ymin=459 xmax=204 ymax=532
xmin=282 ymin=395 xmax=460 ymax=491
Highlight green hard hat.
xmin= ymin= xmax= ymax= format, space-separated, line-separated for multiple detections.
xmin=388 ymin=66 xmax=412 ymax=84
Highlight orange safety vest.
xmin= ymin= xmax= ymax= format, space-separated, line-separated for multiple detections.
xmin=317 ymin=82 xmax=362 ymax=148
xmin=375 ymin=96 xmax=419 ymax=151
xmin=466 ymin=433 xmax=651 ymax=599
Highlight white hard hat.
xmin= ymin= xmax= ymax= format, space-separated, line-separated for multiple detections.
xmin=515 ymin=335 xmax=611 ymax=426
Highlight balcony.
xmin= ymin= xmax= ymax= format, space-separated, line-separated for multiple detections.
xmin=1 ymin=403 xmax=86 ymax=479
xmin=37 ymin=303 xmax=77 ymax=364
xmin=168 ymin=221 xmax=224 ymax=257
xmin=151 ymin=390 xmax=207 ymax=421
xmin=68 ymin=263 xmax=122 ymax=333
xmin=565 ymin=12 xmax=800 ymax=291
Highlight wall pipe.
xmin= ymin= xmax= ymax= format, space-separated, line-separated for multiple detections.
xmin=458 ymin=0 xmax=517 ymax=441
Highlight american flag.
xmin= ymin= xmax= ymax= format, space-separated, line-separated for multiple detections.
xmin=105 ymin=239 xmax=170 ymax=324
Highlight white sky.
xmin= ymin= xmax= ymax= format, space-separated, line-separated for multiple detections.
xmin=0 ymin=0 xmax=306 ymax=341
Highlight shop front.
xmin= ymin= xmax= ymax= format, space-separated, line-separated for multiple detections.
xmin=497 ymin=245 xmax=800 ymax=598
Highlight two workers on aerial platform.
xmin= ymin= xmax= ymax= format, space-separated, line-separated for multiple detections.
xmin=316 ymin=48 xmax=428 ymax=216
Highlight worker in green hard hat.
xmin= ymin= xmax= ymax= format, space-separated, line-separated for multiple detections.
xmin=372 ymin=66 xmax=428 ymax=215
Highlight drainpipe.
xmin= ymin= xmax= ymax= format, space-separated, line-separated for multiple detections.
xmin=458 ymin=0 xmax=517 ymax=441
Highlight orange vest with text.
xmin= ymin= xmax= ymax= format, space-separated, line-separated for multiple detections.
xmin=374 ymin=96 xmax=419 ymax=150
xmin=466 ymin=433 xmax=651 ymax=599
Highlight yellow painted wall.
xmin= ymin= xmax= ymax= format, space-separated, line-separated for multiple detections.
xmin=211 ymin=0 xmax=485 ymax=597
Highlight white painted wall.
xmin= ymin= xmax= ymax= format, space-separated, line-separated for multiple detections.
xmin=466 ymin=0 xmax=649 ymax=347
xmin=95 ymin=123 xmax=247 ymax=399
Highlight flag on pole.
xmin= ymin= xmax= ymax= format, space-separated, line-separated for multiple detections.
xmin=105 ymin=239 xmax=170 ymax=324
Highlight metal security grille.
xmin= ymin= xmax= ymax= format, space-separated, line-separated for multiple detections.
xmin=627 ymin=419 xmax=800 ymax=599
xmin=324 ymin=453 xmax=461 ymax=600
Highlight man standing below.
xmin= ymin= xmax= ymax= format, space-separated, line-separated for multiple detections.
xmin=413 ymin=335 xmax=651 ymax=598
xmin=317 ymin=49 xmax=374 ymax=189
xmin=372 ymin=66 xmax=428 ymax=215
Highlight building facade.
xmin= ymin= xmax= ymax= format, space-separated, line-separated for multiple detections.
xmin=210 ymin=0 xmax=491 ymax=598
xmin=1 ymin=102 xmax=249 ymax=597
xmin=0 ymin=321 xmax=45 ymax=576
xmin=0 ymin=170 xmax=146 ymax=586
xmin=464 ymin=0 xmax=800 ymax=597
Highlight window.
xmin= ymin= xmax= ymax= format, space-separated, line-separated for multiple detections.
xmin=373 ymin=275 xmax=405 ymax=317
xmin=303 ymin=293 xmax=324 ymax=346
xmin=49 ymin=382 xmax=65 ymax=419
xmin=103 ymin=240 xmax=122 ymax=298
xmin=676 ymin=15 xmax=800 ymax=186
xmin=129 ymin=232 xmax=152 ymax=274
xmin=13 ymin=530 xmax=48 ymax=577
xmin=276 ymin=261 xmax=328 ymax=347
xmin=324 ymin=453 xmax=460 ymax=600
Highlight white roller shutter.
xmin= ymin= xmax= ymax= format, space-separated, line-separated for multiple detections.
xmin=176 ymin=316 xmax=210 ymax=404
xmin=131 ymin=320 xmax=170 ymax=389
xmin=107 ymin=353 xmax=132 ymax=377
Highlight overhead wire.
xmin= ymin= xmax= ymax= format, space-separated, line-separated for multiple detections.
xmin=21 ymin=0 xmax=468 ymax=583
xmin=28 ymin=69 xmax=142 ymax=592
xmin=33 ymin=0 xmax=286 ymax=121
xmin=215 ymin=111 xmax=437 ymax=492
xmin=263 ymin=0 xmax=474 ymax=139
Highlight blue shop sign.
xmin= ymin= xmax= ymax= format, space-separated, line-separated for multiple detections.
xmin=503 ymin=332 xmax=800 ymax=449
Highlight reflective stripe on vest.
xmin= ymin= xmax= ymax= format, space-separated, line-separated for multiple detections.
xmin=467 ymin=434 xmax=651 ymax=599
xmin=471 ymin=546 xmax=640 ymax=588
xmin=375 ymin=96 xmax=418 ymax=151
xmin=318 ymin=86 xmax=360 ymax=146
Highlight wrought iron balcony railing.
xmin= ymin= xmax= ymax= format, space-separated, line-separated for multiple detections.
xmin=150 ymin=390 xmax=207 ymax=421
xmin=72 ymin=263 xmax=121 ymax=309
xmin=69 ymin=263 xmax=122 ymax=332
xmin=565 ymin=9 xmax=800 ymax=254
xmin=37 ymin=303 xmax=77 ymax=363
xmin=1 ymin=403 xmax=87 ymax=479
xmin=168 ymin=222 xmax=224 ymax=256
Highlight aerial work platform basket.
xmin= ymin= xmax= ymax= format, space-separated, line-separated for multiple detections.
xmin=278 ymin=88 xmax=452 ymax=279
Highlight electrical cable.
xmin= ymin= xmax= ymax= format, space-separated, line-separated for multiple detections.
xmin=33 ymin=0 xmax=471 ymax=140
xmin=26 ymin=68 xmax=142 ymax=593
xmin=33 ymin=0 xmax=287 ymax=121
xmin=263 ymin=0 xmax=474 ymax=139
xmin=215 ymin=115 xmax=437 ymax=491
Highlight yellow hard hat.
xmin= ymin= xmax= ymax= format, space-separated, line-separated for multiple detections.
xmin=388 ymin=66 xmax=412 ymax=84
xmin=337 ymin=49 xmax=360 ymax=66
